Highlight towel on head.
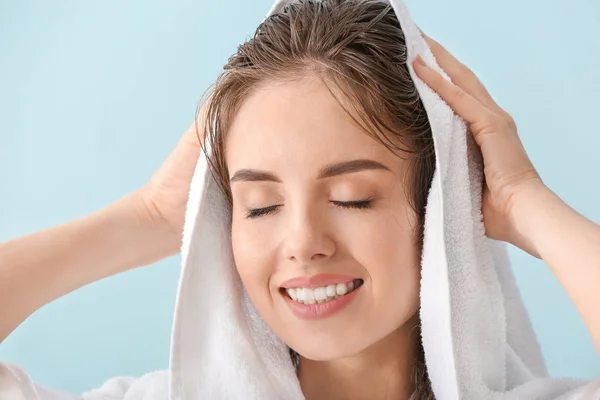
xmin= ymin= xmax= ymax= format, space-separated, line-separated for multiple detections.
xmin=2 ymin=0 xmax=599 ymax=399
xmin=168 ymin=0 xmax=594 ymax=398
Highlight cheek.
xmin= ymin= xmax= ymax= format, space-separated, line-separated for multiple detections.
xmin=347 ymin=208 xmax=421 ymax=314
xmin=231 ymin=218 xmax=277 ymax=303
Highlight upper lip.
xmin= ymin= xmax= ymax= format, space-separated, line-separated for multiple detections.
xmin=279 ymin=274 xmax=359 ymax=289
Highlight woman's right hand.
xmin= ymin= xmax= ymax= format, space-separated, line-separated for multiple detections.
xmin=0 ymin=98 xmax=210 ymax=343
xmin=135 ymin=101 xmax=209 ymax=254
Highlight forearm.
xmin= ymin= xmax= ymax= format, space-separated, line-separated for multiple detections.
xmin=0 ymin=192 xmax=178 ymax=342
xmin=514 ymin=184 xmax=600 ymax=351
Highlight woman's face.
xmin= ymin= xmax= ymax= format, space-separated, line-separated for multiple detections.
xmin=226 ymin=75 xmax=421 ymax=361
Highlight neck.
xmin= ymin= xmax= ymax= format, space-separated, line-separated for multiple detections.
xmin=298 ymin=315 xmax=420 ymax=400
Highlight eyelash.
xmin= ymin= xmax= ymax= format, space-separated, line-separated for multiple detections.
xmin=245 ymin=198 xmax=374 ymax=219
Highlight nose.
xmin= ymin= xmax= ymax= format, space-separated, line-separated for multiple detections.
xmin=283 ymin=210 xmax=336 ymax=264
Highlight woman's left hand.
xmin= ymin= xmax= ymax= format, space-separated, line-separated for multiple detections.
xmin=412 ymin=34 xmax=600 ymax=354
xmin=412 ymin=33 xmax=545 ymax=258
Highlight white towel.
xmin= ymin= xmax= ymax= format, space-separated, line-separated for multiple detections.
xmin=2 ymin=0 xmax=599 ymax=399
xmin=168 ymin=0 xmax=595 ymax=398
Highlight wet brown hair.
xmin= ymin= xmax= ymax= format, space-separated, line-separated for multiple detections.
xmin=199 ymin=0 xmax=436 ymax=398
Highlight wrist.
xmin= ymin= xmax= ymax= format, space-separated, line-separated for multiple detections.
xmin=508 ymin=181 xmax=558 ymax=257
xmin=114 ymin=191 xmax=181 ymax=266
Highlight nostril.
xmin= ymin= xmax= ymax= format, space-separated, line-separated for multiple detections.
xmin=310 ymin=253 xmax=329 ymax=261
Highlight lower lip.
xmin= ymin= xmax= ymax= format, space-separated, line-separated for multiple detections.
xmin=282 ymin=286 xmax=361 ymax=320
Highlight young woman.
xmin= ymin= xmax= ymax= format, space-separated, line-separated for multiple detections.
xmin=2 ymin=0 xmax=599 ymax=399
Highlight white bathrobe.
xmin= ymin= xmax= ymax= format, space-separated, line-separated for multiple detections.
xmin=2 ymin=0 xmax=599 ymax=398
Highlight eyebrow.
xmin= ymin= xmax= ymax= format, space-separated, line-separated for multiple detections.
xmin=229 ymin=159 xmax=392 ymax=183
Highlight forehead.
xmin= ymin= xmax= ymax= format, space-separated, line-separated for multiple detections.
xmin=225 ymin=75 xmax=403 ymax=175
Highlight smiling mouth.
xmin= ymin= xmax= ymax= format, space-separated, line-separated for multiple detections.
xmin=280 ymin=279 xmax=364 ymax=305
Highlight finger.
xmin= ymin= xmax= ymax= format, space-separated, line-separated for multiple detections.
xmin=175 ymin=122 xmax=203 ymax=155
xmin=421 ymin=35 xmax=502 ymax=113
xmin=413 ymin=56 xmax=494 ymax=125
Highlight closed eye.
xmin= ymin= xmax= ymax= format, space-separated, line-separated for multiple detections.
xmin=245 ymin=198 xmax=374 ymax=220
xmin=332 ymin=199 xmax=373 ymax=210
xmin=245 ymin=205 xmax=281 ymax=219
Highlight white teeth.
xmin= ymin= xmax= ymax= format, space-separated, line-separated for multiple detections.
xmin=304 ymin=289 xmax=316 ymax=304
xmin=314 ymin=287 xmax=327 ymax=301
xmin=287 ymin=289 xmax=297 ymax=301
xmin=336 ymin=283 xmax=347 ymax=296
xmin=284 ymin=280 xmax=361 ymax=305
xmin=326 ymin=284 xmax=336 ymax=297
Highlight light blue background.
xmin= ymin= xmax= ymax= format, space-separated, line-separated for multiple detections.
xmin=1 ymin=0 xmax=599 ymax=394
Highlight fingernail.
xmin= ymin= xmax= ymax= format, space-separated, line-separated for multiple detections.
xmin=414 ymin=55 xmax=426 ymax=68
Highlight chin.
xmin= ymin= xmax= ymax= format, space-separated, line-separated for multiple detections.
xmin=282 ymin=314 xmax=409 ymax=361
xmin=290 ymin=332 xmax=371 ymax=361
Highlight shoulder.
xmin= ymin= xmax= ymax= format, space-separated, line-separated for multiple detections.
xmin=0 ymin=362 xmax=168 ymax=400
xmin=83 ymin=370 xmax=169 ymax=400
xmin=557 ymin=377 xmax=600 ymax=400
